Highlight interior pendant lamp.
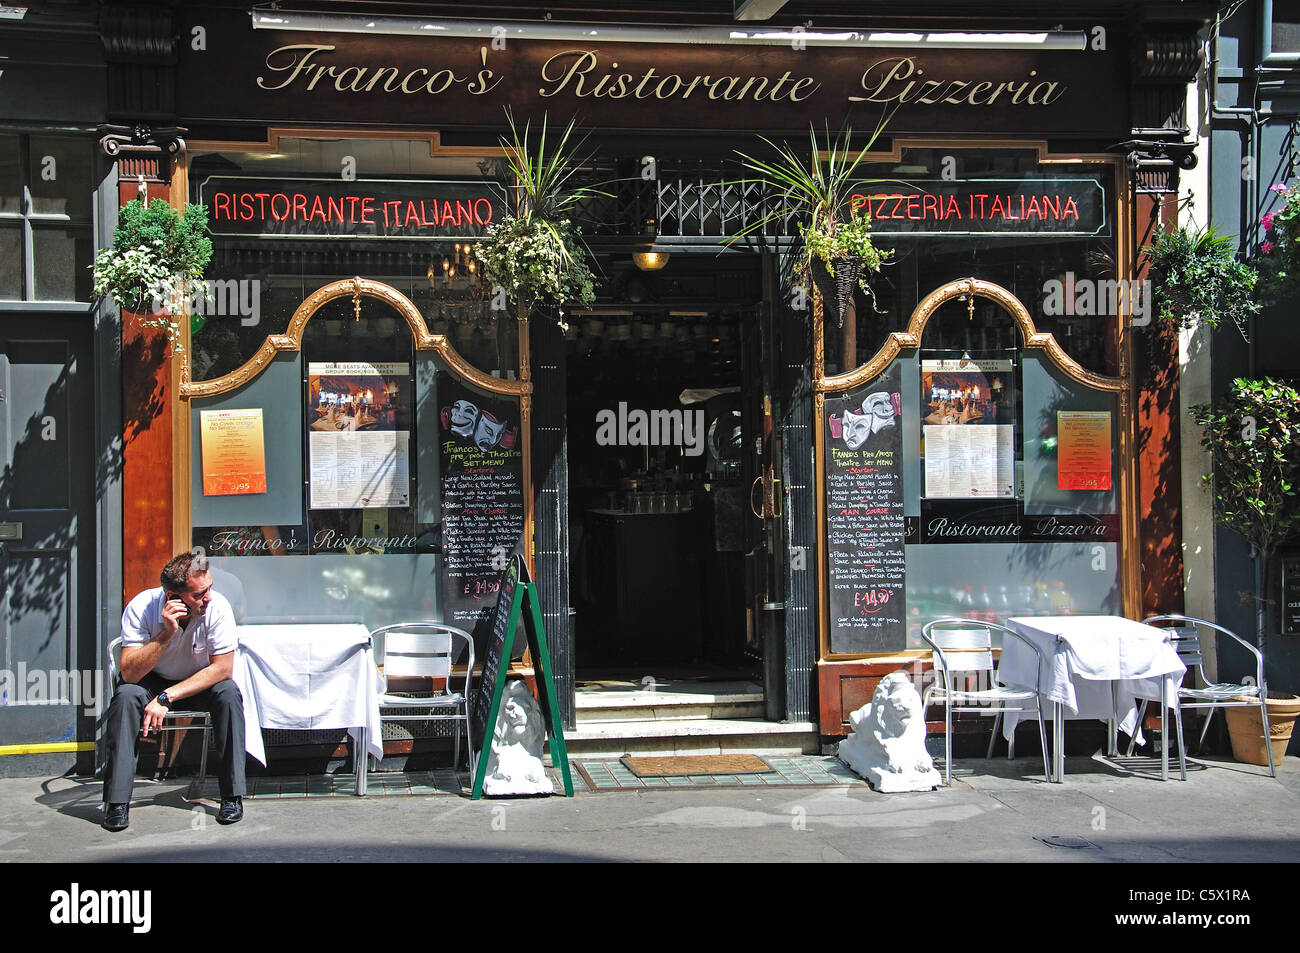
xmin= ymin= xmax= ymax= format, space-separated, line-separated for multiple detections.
xmin=633 ymin=249 xmax=670 ymax=271
xmin=633 ymin=212 xmax=669 ymax=271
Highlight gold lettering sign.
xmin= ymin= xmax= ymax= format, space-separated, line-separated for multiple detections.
xmin=851 ymin=56 xmax=1065 ymax=107
xmin=255 ymin=44 xmax=1067 ymax=111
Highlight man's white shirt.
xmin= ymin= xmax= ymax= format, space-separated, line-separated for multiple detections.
xmin=120 ymin=588 xmax=237 ymax=681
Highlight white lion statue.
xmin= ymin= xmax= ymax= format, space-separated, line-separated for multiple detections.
xmin=482 ymin=678 xmax=554 ymax=796
xmin=837 ymin=670 xmax=941 ymax=792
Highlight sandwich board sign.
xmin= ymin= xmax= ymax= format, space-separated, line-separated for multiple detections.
xmin=470 ymin=553 xmax=573 ymax=798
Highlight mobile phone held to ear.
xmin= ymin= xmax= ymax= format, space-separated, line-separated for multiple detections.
xmin=166 ymin=592 xmax=192 ymax=629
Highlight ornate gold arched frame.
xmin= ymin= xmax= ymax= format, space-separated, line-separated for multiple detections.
xmin=172 ymin=277 xmax=534 ymax=559
xmin=812 ymin=277 xmax=1138 ymax=660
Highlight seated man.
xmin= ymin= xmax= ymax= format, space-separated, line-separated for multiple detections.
xmin=101 ymin=552 xmax=246 ymax=831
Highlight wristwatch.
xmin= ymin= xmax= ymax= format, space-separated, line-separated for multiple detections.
xmin=156 ymin=691 xmax=172 ymax=708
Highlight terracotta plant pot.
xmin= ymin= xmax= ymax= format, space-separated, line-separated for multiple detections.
xmin=1223 ymin=692 xmax=1300 ymax=766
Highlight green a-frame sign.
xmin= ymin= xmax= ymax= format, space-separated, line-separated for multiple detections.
xmin=470 ymin=554 xmax=573 ymax=799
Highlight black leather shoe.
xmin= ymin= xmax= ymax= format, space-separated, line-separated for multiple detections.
xmin=216 ymin=796 xmax=243 ymax=825
xmin=102 ymin=803 xmax=129 ymax=832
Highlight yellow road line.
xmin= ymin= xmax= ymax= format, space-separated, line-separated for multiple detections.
xmin=0 ymin=742 xmax=95 ymax=756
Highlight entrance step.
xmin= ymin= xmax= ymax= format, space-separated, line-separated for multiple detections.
xmin=574 ymin=679 xmax=764 ymax=723
xmin=554 ymin=717 xmax=821 ymax=759
xmin=562 ymin=679 xmax=817 ymax=759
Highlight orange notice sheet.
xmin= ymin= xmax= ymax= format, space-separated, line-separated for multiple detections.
xmin=200 ymin=409 xmax=268 ymax=496
xmin=1057 ymin=411 xmax=1112 ymax=491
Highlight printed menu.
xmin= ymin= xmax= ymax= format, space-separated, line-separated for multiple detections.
xmin=199 ymin=408 xmax=267 ymax=496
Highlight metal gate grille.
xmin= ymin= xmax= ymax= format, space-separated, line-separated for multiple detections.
xmin=575 ymin=159 xmax=796 ymax=240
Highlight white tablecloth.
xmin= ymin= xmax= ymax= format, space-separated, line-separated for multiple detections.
xmin=234 ymin=624 xmax=384 ymax=766
xmin=1001 ymin=615 xmax=1186 ymax=741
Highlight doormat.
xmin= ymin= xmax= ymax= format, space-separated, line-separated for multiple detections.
xmin=620 ymin=754 xmax=773 ymax=777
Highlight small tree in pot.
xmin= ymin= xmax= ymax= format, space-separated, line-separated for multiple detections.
xmin=1191 ymin=377 xmax=1300 ymax=644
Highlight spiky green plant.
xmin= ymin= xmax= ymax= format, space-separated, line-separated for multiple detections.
xmin=474 ymin=110 xmax=606 ymax=322
xmin=729 ymin=114 xmax=894 ymax=292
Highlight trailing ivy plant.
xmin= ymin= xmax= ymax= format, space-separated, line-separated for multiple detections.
xmin=1190 ymin=377 xmax=1300 ymax=561
xmin=92 ymin=197 xmax=212 ymax=352
xmin=1142 ymin=224 xmax=1258 ymax=338
xmin=473 ymin=110 xmax=604 ymax=327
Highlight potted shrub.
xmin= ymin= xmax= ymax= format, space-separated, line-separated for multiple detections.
xmin=731 ymin=119 xmax=893 ymax=327
xmin=1142 ymin=223 xmax=1258 ymax=338
xmin=92 ymin=194 xmax=212 ymax=353
xmin=473 ymin=110 xmax=603 ymax=328
xmin=1191 ymin=376 xmax=1300 ymax=581
xmin=1191 ymin=376 xmax=1300 ymax=761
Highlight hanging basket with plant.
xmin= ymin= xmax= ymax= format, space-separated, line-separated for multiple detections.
xmin=1142 ymin=223 xmax=1258 ymax=338
xmin=473 ymin=110 xmax=604 ymax=328
xmin=92 ymin=194 xmax=212 ymax=351
xmin=730 ymin=117 xmax=893 ymax=327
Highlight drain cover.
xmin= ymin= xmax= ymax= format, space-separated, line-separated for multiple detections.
xmin=1035 ymin=835 xmax=1100 ymax=849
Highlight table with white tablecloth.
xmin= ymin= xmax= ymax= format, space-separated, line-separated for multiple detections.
xmin=233 ymin=624 xmax=384 ymax=796
xmin=1001 ymin=616 xmax=1187 ymax=782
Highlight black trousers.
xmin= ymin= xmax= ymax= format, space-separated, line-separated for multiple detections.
xmin=102 ymin=672 xmax=247 ymax=803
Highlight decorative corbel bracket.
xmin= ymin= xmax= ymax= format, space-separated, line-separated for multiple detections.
xmin=1112 ymin=137 xmax=1198 ymax=195
xmin=97 ymin=123 xmax=188 ymax=184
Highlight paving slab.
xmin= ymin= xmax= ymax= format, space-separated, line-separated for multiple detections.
xmin=1 ymin=751 xmax=1297 ymax=865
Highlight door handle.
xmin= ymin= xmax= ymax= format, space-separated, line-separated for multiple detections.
xmin=749 ymin=473 xmax=781 ymax=519
xmin=0 ymin=522 xmax=21 ymax=541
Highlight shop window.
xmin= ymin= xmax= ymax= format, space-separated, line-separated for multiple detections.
xmin=189 ymin=296 xmax=466 ymax=631
xmin=1264 ymin=0 xmax=1300 ymax=64
xmin=823 ymin=283 xmax=1122 ymax=658
xmin=0 ymin=133 xmax=94 ymax=302
xmin=188 ymin=138 xmax=507 ymax=382
xmin=184 ymin=137 xmax=527 ymax=645
xmin=825 ymin=147 xmax=1120 ymax=378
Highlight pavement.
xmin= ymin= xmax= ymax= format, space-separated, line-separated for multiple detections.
xmin=3 ymin=748 xmax=1299 ymax=864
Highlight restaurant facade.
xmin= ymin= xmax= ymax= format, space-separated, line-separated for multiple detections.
xmin=0 ymin=0 xmax=1220 ymax=774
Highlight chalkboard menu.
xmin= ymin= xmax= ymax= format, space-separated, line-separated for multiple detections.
xmin=468 ymin=553 xmax=574 ymax=799
xmin=438 ymin=374 xmax=526 ymax=651
xmin=824 ymin=365 xmax=907 ymax=653
xmin=470 ymin=554 xmax=525 ymax=749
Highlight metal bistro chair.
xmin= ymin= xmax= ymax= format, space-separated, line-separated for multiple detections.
xmin=921 ymin=619 xmax=1051 ymax=785
xmin=105 ymin=637 xmax=214 ymax=791
xmin=1130 ymin=614 xmax=1275 ymax=779
xmin=371 ymin=623 xmax=475 ymax=774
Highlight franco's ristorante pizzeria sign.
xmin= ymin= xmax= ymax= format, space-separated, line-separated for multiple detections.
xmin=176 ymin=13 xmax=1130 ymax=137
xmin=198 ymin=176 xmax=506 ymax=239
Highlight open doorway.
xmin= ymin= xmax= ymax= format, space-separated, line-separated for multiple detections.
xmin=565 ymin=258 xmax=766 ymax=683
